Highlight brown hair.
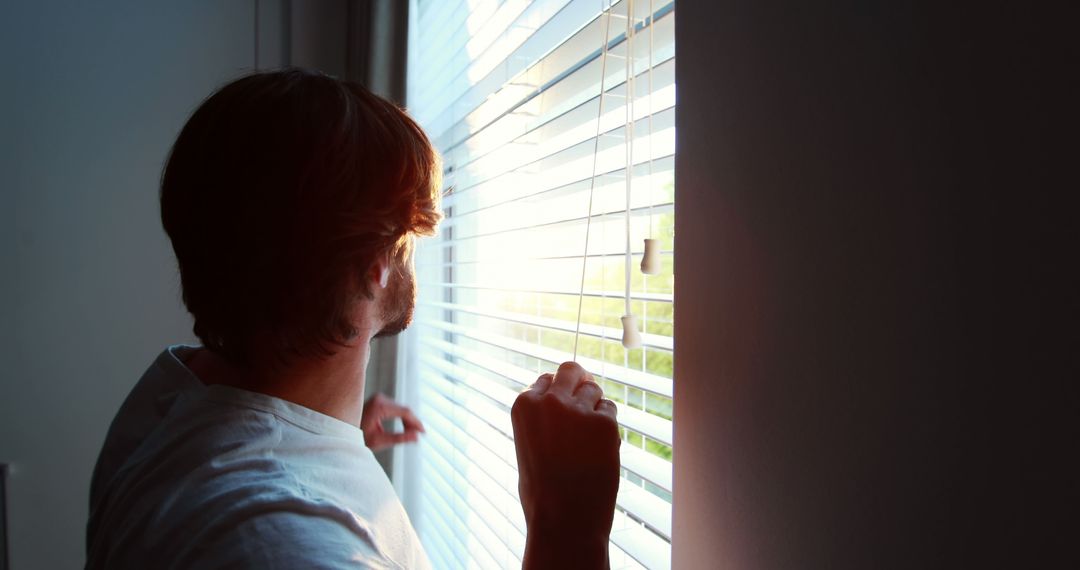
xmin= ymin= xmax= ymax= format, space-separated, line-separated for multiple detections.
xmin=161 ymin=69 xmax=441 ymax=365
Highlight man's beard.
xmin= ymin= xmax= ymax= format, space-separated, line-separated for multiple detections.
xmin=374 ymin=268 xmax=416 ymax=339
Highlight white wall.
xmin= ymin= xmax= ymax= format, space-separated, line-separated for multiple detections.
xmin=674 ymin=2 xmax=1070 ymax=568
xmin=0 ymin=2 xmax=258 ymax=567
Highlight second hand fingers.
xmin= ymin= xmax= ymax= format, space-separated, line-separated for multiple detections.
xmin=377 ymin=400 xmax=424 ymax=428
xmin=399 ymin=409 xmax=426 ymax=433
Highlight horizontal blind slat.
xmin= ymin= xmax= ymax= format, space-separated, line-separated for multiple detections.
xmin=432 ymin=200 xmax=674 ymax=248
xmin=416 ymin=411 xmax=524 ymax=522
xmin=427 ymin=282 xmax=674 ymax=303
xmin=620 ymin=443 xmax=673 ymax=493
xmin=440 ymin=154 xmax=674 ymax=222
xmin=409 ymin=0 xmax=675 ymax=566
xmin=418 ymin=472 xmax=500 ymax=568
xmin=419 ymin=336 xmax=674 ymax=488
xmin=447 ymin=78 xmax=676 ymax=194
xmin=617 ymin=479 xmax=673 ymax=539
xmin=420 ymin=465 xmax=522 ymax=564
xmin=417 ymin=430 xmax=523 ymax=532
xmin=418 ymin=322 xmax=674 ymax=398
xmin=437 ymin=1 xmax=676 ymax=158
xmin=419 ymin=485 xmax=505 ymax=569
xmin=422 ymin=299 xmax=674 ymax=350
xmin=610 ymin=521 xmax=672 ymax=569
xmin=447 ymin=116 xmax=675 ymax=201
xmin=413 ymin=246 xmax=674 ymax=268
xmin=421 ymin=334 xmax=673 ymax=462
xmin=422 ymin=372 xmax=673 ymax=544
xmin=416 ymin=0 xmax=581 ymax=137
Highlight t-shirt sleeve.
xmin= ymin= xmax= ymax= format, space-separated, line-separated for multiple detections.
xmin=177 ymin=511 xmax=402 ymax=570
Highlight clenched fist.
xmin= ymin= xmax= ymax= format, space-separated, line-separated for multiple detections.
xmin=512 ymin=362 xmax=621 ymax=569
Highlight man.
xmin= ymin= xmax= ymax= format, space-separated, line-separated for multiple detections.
xmin=86 ymin=69 xmax=620 ymax=569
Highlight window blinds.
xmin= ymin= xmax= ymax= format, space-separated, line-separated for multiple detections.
xmin=404 ymin=1 xmax=675 ymax=568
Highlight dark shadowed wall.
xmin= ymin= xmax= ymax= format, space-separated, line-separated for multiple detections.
xmin=0 ymin=1 xmax=362 ymax=567
xmin=0 ymin=3 xmax=253 ymax=567
xmin=673 ymin=1 xmax=1073 ymax=568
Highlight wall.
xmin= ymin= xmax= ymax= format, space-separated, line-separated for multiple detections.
xmin=0 ymin=2 xmax=264 ymax=568
xmin=674 ymin=2 xmax=1072 ymax=568
xmin=0 ymin=1 xmax=402 ymax=565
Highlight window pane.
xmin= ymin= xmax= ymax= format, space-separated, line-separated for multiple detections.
xmin=405 ymin=1 xmax=674 ymax=568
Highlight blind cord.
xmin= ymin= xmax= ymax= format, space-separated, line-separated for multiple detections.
xmin=639 ymin=0 xmax=662 ymax=277
xmin=573 ymin=2 xmax=614 ymax=361
xmin=619 ymin=0 xmax=643 ymax=349
xmin=624 ymin=0 xmax=635 ymax=319
xmin=647 ymin=0 xmax=655 ymax=239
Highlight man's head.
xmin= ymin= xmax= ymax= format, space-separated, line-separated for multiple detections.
xmin=161 ymin=69 xmax=441 ymax=366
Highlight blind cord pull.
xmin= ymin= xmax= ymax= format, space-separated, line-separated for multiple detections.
xmin=640 ymin=0 xmax=662 ymax=276
xmin=621 ymin=0 xmax=643 ymax=349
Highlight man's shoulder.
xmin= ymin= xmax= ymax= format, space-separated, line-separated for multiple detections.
xmin=87 ymin=346 xmax=428 ymax=569
xmin=88 ymin=390 xmax=406 ymax=569
xmin=87 ymin=489 xmax=401 ymax=570
xmin=90 ymin=346 xmax=205 ymax=506
xmin=185 ymin=510 xmax=401 ymax=569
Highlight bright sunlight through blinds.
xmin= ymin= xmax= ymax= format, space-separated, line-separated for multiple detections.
xmin=404 ymin=1 xmax=674 ymax=567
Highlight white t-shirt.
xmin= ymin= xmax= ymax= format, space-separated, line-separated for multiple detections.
xmin=86 ymin=345 xmax=430 ymax=569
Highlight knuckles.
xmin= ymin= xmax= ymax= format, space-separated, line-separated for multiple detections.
xmin=556 ymin=361 xmax=584 ymax=376
xmin=510 ymin=392 xmax=531 ymax=422
xmin=511 ymin=390 xmax=547 ymax=423
xmin=590 ymin=408 xmax=620 ymax=433
xmin=512 ymin=389 xmax=595 ymax=422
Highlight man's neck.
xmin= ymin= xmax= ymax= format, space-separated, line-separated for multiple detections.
xmin=185 ymin=338 xmax=373 ymax=426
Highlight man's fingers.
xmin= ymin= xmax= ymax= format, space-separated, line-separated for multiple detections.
xmin=367 ymin=399 xmax=425 ymax=433
xmin=527 ymin=373 xmax=554 ymax=395
xmin=398 ymin=408 xmax=426 ymax=433
xmin=595 ymin=398 xmax=618 ymax=420
xmin=388 ymin=431 xmax=420 ymax=443
xmin=574 ymin=379 xmax=604 ymax=408
xmin=374 ymin=398 xmax=426 ymax=433
xmin=369 ymin=431 xmax=420 ymax=451
xmin=549 ymin=361 xmax=591 ymax=397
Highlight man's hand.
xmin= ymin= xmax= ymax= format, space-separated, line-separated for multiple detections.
xmin=360 ymin=393 xmax=425 ymax=452
xmin=512 ymin=361 xmax=620 ymax=569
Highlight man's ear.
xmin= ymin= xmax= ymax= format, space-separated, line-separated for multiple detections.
xmin=371 ymin=253 xmax=391 ymax=290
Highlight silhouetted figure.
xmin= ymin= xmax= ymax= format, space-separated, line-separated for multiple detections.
xmin=85 ymin=69 xmax=620 ymax=569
